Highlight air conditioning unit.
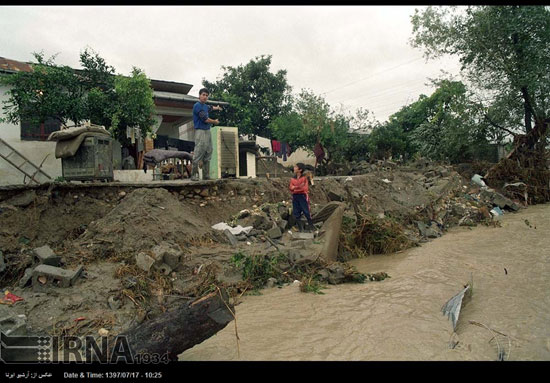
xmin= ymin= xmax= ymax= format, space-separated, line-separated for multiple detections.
xmin=209 ymin=126 xmax=239 ymax=179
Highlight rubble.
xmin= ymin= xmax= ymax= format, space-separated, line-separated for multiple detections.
xmin=32 ymin=264 xmax=84 ymax=291
xmin=0 ymin=159 xmax=528 ymax=342
xmin=32 ymin=245 xmax=62 ymax=267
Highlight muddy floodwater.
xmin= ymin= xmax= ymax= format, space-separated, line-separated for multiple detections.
xmin=180 ymin=203 xmax=550 ymax=361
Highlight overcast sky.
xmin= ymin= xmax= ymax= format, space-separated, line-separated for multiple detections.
xmin=0 ymin=5 xmax=463 ymax=123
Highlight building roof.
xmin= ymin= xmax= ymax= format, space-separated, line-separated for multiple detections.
xmin=153 ymin=90 xmax=229 ymax=106
xmin=0 ymin=57 xmax=33 ymax=73
xmin=0 ymin=56 xmax=221 ymax=103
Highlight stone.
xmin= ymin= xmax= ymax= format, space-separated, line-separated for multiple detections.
xmin=290 ymin=239 xmax=313 ymax=249
xmin=98 ymin=328 xmax=109 ymax=336
xmin=162 ymin=251 xmax=182 ymax=270
xmin=0 ymin=251 xmax=5 ymax=273
xmin=224 ymin=229 xmax=239 ymax=246
xmin=136 ymin=252 xmax=155 ymax=272
xmin=199 ymin=189 xmax=209 ymax=198
xmin=3 ymin=190 xmax=36 ymax=208
xmin=235 ymin=233 xmax=248 ymax=241
xmin=246 ymin=229 xmax=260 ymax=237
xmin=327 ymin=191 xmax=345 ymax=202
xmin=277 ymin=219 xmax=288 ymax=230
xmin=265 ymin=277 xmax=277 ymax=289
xmin=151 ymin=244 xmax=183 ymax=268
xmin=252 ymin=214 xmax=271 ymax=231
xmin=19 ymin=268 xmax=34 ymax=288
xmin=291 ymin=232 xmax=315 ymax=240
xmin=327 ymin=264 xmax=346 ymax=285
xmin=0 ymin=313 xmax=28 ymax=336
xmin=278 ymin=205 xmax=289 ymax=220
xmin=266 ymin=226 xmax=283 ymax=240
xmin=154 ymin=263 xmax=172 ymax=276
xmin=32 ymin=264 xmax=84 ymax=291
xmin=312 ymin=202 xmax=342 ymax=224
xmin=238 ymin=209 xmax=251 ymax=219
xmin=33 ymin=245 xmax=62 ymax=267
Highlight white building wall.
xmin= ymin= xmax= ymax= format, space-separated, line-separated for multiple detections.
xmin=0 ymin=84 xmax=62 ymax=186
xmin=276 ymin=147 xmax=316 ymax=167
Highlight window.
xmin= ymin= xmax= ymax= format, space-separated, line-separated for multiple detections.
xmin=20 ymin=118 xmax=62 ymax=141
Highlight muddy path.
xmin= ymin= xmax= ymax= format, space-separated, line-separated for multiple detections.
xmin=180 ymin=203 xmax=550 ymax=361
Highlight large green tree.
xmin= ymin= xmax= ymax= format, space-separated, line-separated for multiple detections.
xmin=0 ymin=48 xmax=155 ymax=144
xmin=202 ymin=55 xmax=292 ymax=137
xmin=410 ymin=5 xmax=550 ymax=135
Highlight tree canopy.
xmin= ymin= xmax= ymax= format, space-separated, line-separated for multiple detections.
xmin=202 ymin=55 xmax=292 ymax=137
xmin=410 ymin=6 xmax=550 ymax=133
xmin=0 ymin=48 xmax=156 ymax=144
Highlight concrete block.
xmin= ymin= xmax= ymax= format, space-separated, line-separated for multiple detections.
xmin=32 ymin=264 xmax=84 ymax=291
xmin=0 ymin=314 xmax=28 ymax=336
xmin=266 ymin=226 xmax=283 ymax=240
xmin=136 ymin=252 xmax=155 ymax=272
xmin=162 ymin=251 xmax=182 ymax=270
xmin=33 ymin=245 xmax=61 ymax=267
xmin=154 ymin=263 xmax=172 ymax=276
xmin=19 ymin=267 xmax=34 ymax=288
xmin=224 ymin=229 xmax=239 ymax=246
xmin=291 ymin=232 xmax=315 ymax=240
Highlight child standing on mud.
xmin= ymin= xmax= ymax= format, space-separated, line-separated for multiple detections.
xmin=289 ymin=163 xmax=315 ymax=232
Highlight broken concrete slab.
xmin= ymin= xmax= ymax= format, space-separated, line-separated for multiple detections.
xmin=290 ymin=232 xmax=315 ymax=240
xmin=154 ymin=263 xmax=172 ymax=276
xmin=266 ymin=226 xmax=283 ymax=240
xmin=318 ymin=202 xmax=346 ymax=263
xmin=136 ymin=252 xmax=155 ymax=272
xmin=0 ymin=313 xmax=28 ymax=336
xmin=312 ymin=202 xmax=342 ymax=224
xmin=19 ymin=267 xmax=34 ymax=288
xmin=224 ymin=229 xmax=239 ymax=246
xmin=277 ymin=219 xmax=288 ymax=231
xmin=32 ymin=264 xmax=84 ymax=291
xmin=33 ymin=245 xmax=62 ymax=267
xmin=327 ymin=190 xmax=345 ymax=202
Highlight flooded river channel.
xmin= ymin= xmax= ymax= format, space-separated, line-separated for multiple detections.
xmin=181 ymin=203 xmax=550 ymax=361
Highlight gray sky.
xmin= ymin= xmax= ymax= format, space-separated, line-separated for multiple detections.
xmin=0 ymin=5 xmax=462 ymax=123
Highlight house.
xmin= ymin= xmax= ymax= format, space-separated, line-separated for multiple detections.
xmin=0 ymin=56 xmax=228 ymax=185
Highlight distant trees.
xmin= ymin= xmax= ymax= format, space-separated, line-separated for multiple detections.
xmin=0 ymin=48 xmax=156 ymax=144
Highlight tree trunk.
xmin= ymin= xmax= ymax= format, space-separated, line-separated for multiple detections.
xmin=119 ymin=289 xmax=234 ymax=361
xmin=521 ymin=87 xmax=533 ymax=133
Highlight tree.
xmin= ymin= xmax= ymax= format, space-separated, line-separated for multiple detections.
xmin=0 ymin=52 xmax=87 ymax=126
xmin=409 ymin=79 xmax=495 ymax=162
xmin=270 ymin=89 xmax=377 ymax=166
xmin=0 ymin=48 xmax=156 ymax=144
xmin=410 ymin=5 xmax=550 ymax=134
xmin=110 ymin=68 xmax=156 ymax=145
xmin=202 ymin=55 xmax=292 ymax=137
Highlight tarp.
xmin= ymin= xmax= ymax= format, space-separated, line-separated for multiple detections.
xmin=54 ymin=132 xmax=110 ymax=159
xmin=48 ymin=125 xmax=110 ymax=142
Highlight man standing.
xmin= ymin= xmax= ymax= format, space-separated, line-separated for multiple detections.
xmin=191 ymin=88 xmax=222 ymax=181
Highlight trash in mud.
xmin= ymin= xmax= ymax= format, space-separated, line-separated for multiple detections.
xmin=1 ymin=291 xmax=24 ymax=305
xmin=442 ymin=276 xmax=473 ymax=331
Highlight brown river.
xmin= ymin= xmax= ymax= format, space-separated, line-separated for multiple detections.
xmin=180 ymin=203 xmax=550 ymax=361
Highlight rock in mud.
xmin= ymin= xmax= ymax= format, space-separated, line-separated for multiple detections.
xmin=136 ymin=252 xmax=155 ymax=272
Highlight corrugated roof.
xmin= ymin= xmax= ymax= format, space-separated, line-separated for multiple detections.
xmin=0 ymin=57 xmax=33 ymax=73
